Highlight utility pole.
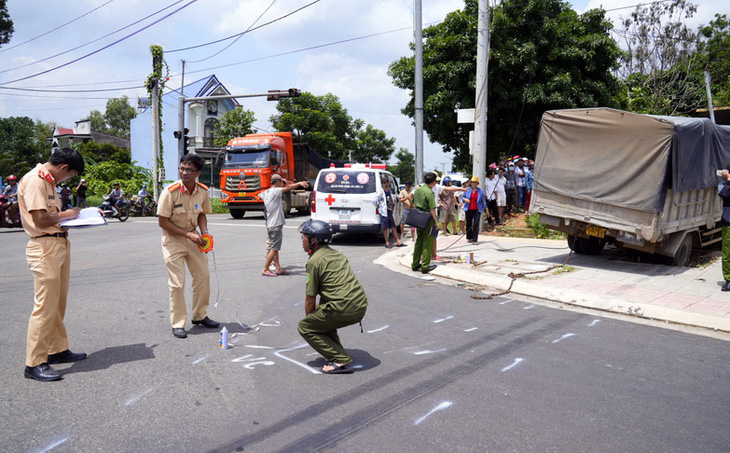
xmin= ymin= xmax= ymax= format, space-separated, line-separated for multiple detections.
xmin=473 ymin=0 xmax=489 ymax=191
xmin=178 ymin=59 xmax=186 ymax=162
xmin=704 ymin=69 xmax=716 ymax=124
xmin=151 ymin=76 xmax=161 ymax=201
xmin=414 ymin=0 xmax=424 ymax=185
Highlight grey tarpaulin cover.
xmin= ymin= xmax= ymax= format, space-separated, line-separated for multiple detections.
xmin=533 ymin=108 xmax=730 ymax=213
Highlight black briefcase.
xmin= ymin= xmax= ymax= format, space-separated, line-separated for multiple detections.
xmin=404 ymin=208 xmax=431 ymax=230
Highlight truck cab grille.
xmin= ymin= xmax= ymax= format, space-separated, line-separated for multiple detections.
xmin=226 ymin=175 xmax=261 ymax=191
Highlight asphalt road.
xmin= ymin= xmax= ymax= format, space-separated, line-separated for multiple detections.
xmin=2 ymin=213 xmax=729 ymax=453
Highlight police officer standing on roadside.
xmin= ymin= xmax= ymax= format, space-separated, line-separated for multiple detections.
xmin=18 ymin=147 xmax=87 ymax=381
xmin=297 ymin=219 xmax=368 ymax=374
xmin=157 ymin=154 xmax=219 ymax=338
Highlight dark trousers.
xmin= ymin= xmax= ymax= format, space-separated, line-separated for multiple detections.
xmin=486 ymin=199 xmax=499 ymax=224
xmin=506 ymin=187 xmax=517 ymax=214
xmin=465 ymin=209 xmax=481 ymax=242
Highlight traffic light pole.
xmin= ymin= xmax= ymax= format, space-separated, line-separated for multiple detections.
xmin=178 ymin=60 xmax=186 ymax=164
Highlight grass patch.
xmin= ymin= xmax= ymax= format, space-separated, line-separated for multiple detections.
xmin=211 ymin=198 xmax=229 ymax=214
xmin=525 ymin=213 xmax=565 ymax=239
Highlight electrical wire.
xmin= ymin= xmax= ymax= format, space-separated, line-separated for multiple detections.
xmin=187 ymin=0 xmax=278 ymax=64
xmin=0 ymin=85 xmax=142 ymax=93
xmin=0 ymin=0 xmax=199 ymax=87
xmin=0 ymin=0 xmax=187 ymax=76
xmin=166 ymin=0 xmax=320 ymax=53
xmin=0 ymin=0 xmax=118 ymax=54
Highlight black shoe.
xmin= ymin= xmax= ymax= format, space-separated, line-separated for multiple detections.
xmin=192 ymin=316 xmax=220 ymax=328
xmin=722 ymin=281 xmax=730 ymax=292
xmin=48 ymin=350 xmax=87 ymax=364
xmin=422 ymin=264 xmax=437 ymax=274
xmin=24 ymin=363 xmax=62 ymax=382
xmin=412 ymin=266 xmax=421 ymax=272
xmin=172 ymin=328 xmax=188 ymax=338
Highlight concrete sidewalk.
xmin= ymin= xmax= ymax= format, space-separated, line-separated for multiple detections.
xmin=380 ymin=233 xmax=730 ymax=334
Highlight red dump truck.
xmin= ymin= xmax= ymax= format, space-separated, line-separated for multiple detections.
xmin=219 ymin=132 xmax=344 ymax=218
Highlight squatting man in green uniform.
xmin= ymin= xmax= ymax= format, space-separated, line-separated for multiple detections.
xmin=297 ymin=219 xmax=368 ymax=374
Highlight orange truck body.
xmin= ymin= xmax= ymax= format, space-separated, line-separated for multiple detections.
xmin=219 ymin=132 xmax=320 ymax=218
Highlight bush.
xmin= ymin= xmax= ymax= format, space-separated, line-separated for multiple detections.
xmin=73 ymin=160 xmax=152 ymax=199
xmin=210 ymin=198 xmax=228 ymax=214
xmin=525 ymin=213 xmax=564 ymax=239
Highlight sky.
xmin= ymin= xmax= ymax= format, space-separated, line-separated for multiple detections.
xmin=1 ymin=0 xmax=727 ymax=173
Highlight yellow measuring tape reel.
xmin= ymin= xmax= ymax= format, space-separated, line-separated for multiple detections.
xmin=198 ymin=234 xmax=214 ymax=253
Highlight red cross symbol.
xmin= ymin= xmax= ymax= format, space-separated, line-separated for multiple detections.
xmin=324 ymin=194 xmax=336 ymax=206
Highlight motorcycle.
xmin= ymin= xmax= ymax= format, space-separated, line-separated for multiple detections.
xmin=129 ymin=194 xmax=157 ymax=217
xmin=0 ymin=194 xmax=22 ymax=228
xmin=98 ymin=195 xmax=129 ymax=222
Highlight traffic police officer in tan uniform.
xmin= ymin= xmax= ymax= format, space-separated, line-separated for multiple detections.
xmin=18 ymin=147 xmax=87 ymax=382
xmin=157 ymin=153 xmax=219 ymax=338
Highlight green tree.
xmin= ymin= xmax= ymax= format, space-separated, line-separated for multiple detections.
xmin=351 ymin=121 xmax=395 ymax=163
xmin=699 ymin=14 xmax=730 ymax=106
xmin=81 ymin=161 xmax=151 ymax=198
xmin=388 ymin=148 xmax=415 ymax=183
xmin=75 ymin=141 xmax=131 ymax=165
xmin=388 ymin=0 xmax=622 ymax=170
xmin=618 ymin=0 xmax=703 ymax=115
xmin=270 ymin=92 xmax=355 ymax=160
xmin=83 ymin=96 xmax=137 ymax=139
xmin=0 ymin=0 xmax=13 ymax=47
xmin=214 ymin=107 xmax=256 ymax=147
xmin=0 ymin=117 xmax=52 ymax=177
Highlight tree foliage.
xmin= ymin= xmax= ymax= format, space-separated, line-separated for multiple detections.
xmin=389 ymin=0 xmax=622 ymax=170
xmin=618 ymin=0 xmax=703 ymax=115
xmin=214 ymin=107 xmax=256 ymax=147
xmin=75 ymin=141 xmax=131 ymax=166
xmin=0 ymin=117 xmax=53 ymax=178
xmin=270 ymin=92 xmax=395 ymax=162
xmin=698 ymin=14 xmax=730 ymax=106
xmin=83 ymin=96 xmax=137 ymax=139
xmin=388 ymin=148 xmax=415 ymax=184
xmin=0 ymin=0 xmax=13 ymax=47
xmin=80 ymin=161 xmax=152 ymax=198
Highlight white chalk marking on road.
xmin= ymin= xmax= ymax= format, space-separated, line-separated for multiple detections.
xmin=124 ymin=388 xmax=155 ymax=406
xmin=588 ymin=319 xmax=601 ymax=327
xmin=499 ymin=299 xmax=514 ymax=305
xmin=242 ymin=345 xmax=275 ymax=349
xmin=464 ymin=327 xmax=478 ymax=332
xmin=192 ymin=355 xmax=209 ymax=365
xmin=242 ymin=360 xmax=275 ymax=369
xmin=523 ymin=304 xmax=535 ymax=310
xmin=433 ymin=315 xmax=454 ymax=323
xmin=414 ymin=401 xmax=454 ymax=426
xmin=501 ymin=358 xmax=524 ymax=372
xmin=275 ymin=343 xmax=321 ymax=374
xmin=412 ymin=348 xmax=446 ymax=355
xmin=552 ymin=333 xmax=577 ymax=344
xmin=421 ymin=275 xmax=436 ymax=281
xmin=367 ymin=325 xmax=389 ymax=333
xmin=231 ymin=354 xmax=254 ymax=362
xmin=36 ymin=437 xmax=69 ymax=453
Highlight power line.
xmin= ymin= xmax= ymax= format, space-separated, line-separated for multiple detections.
xmin=187 ymin=0 xmax=278 ymax=64
xmin=0 ymin=0 xmax=187 ymax=75
xmin=0 ymin=85 xmax=142 ymax=93
xmin=0 ymin=0 xmax=199 ymax=87
xmin=166 ymin=0 xmax=321 ymax=53
xmin=0 ymin=0 xmax=118 ymax=54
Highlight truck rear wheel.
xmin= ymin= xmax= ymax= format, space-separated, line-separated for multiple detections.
xmin=230 ymin=209 xmax=245 ymax=219
xmin=672 ymin=234 xmax=693 ymax=266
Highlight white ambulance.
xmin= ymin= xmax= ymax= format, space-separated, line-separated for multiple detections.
xmin=311 ymin=164 xmax=402 ymax=234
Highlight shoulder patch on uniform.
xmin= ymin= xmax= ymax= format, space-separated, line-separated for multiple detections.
xmin=168 ymin=182 xmax=182 ymax=192
xmin=305 ymin=273 xmax=311 ymax=285
xmin=197 ymin=182 xmax=209 ymax=190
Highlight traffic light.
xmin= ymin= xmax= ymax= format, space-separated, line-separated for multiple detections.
xmin=267 ymin=88 xmax=301 ymax=101
xmin=174 ymin=128 xmax=191 ymax=155
xmin=183 ymin=128 xmax=190 ymax=155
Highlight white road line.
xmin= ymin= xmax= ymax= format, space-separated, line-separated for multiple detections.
xmin=500 ymin=358 xmax=524 ymax=372
xmin=552 ymin=333 xmax=577 ymax=344
xmin=36 ymin=437 xmax=69 ymax=453
xmin=464 ymin=327 xmax=478 ymax=332
xmin=412 ymin=348 xmax=446 ymax=355
xmin=414 ymin=401 xmax=454 ymax=426
xmin=433 ymin=315 xmax=454 ymax=323
xmin=124 ymin=388 xmax=155 ymax=406
xmin=367 ymin=325 xmax=389 ymax=333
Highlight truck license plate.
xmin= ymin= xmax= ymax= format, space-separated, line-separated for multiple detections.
xmin=586 ymin=225 xmax=606 ymax=238
xmin=338 ymin=210 xmax=352 ymax=220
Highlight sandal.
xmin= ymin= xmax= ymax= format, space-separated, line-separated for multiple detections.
xmin=321 ymin=362 xmax=354 ymax=374
xmin=261 ymin=270 xmax=278 ymax=277
xmin=276 ymin=269 xmax=291 ymax=275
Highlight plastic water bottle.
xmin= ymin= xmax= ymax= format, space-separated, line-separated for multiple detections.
xmin=219 ymin=327 xmax=229 ymax=349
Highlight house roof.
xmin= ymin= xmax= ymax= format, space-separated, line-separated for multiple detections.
xmin=162 ymin=74 xmax=239 ymax=112
xmin=56 ymin=128 xmax=75 ymax=136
